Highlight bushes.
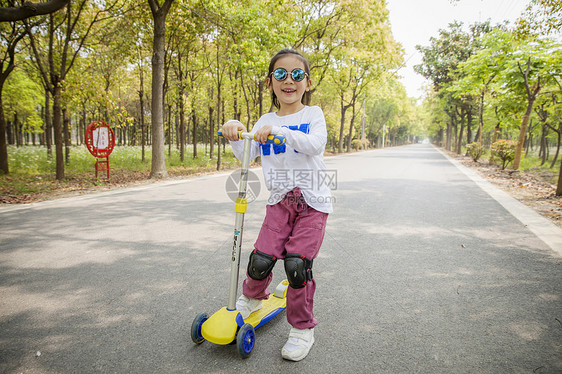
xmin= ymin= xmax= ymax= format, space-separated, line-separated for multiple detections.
xmin=351 ymin=138 xmax=368 ymax=151
xmin=466 ymin=142 xmax=485 ymax=162
xmin=491 ymin=139 xmax=517 ymax=170
xmin=464 ymin=140 xmax=517 ymax=170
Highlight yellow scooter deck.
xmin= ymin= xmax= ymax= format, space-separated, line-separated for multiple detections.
xmin=245 ymin=293 xmax=287 ymax=329
xmin=201 ymin=281 xmax=289 ymax=345
xmin=245 ymin=280 xmax=289 ymax=329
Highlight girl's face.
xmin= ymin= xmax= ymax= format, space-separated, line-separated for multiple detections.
xmin=267 ymin=55 xmax=311 ymax=115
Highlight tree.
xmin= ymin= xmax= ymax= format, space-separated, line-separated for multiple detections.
xmin=505 ymin=39 xmax=561 ymax=169
xmin=0 ymin=20 xmax=25 ymax=173
xmin=368 ymin=97 xmax=397 ymax=148
xmin=366 ymin=77 xmax=419 ymax=148
xmin=452 ymin=27 xmax=509 ymax=145
xmin=3 ymin=68 xmax=43 ymax=145
xmin=515 ymin=0 xmax=562 ymax=38
xmin=415 ymin=21 xmax=472 ymax=91
xmin=147 ymin=0 xmax=174 ymax=179
xmin=1 ymin=0 xmax=415 ymax=182
xmin=415 ymin=22 xmax=474 ymax=150
xmin=292 ymin=0 xmax=345 ymax=94
xmin=416 ymin=21 xmax=502 ymax=149
xmin=325 ymin=0 xmax=401 ymax=152
xmin=24 ymin=0 xmax=116 ymax=179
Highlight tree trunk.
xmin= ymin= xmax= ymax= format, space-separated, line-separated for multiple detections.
xmin=192 ymin=110 xmax=197 ymax=158
xmin=0 ymin=92 xmax=9 ymax=174
xmin=177 ymin=53 xmax=186 ymax=162
xmin=167 ymin=103 xmax=172 ymax=157
xmin=186 ymin=112 xmax=191 ymax=144
xmin=148 ymin=0 xmax=173 ymax=179
xmin=550 ymin=129 xmax=560 ymax=169
xmin=446 ymin=122 xmax=452 ymax=151
xmin=258 ymin=80 xmax=264 ymax=118
xmin=513 ymin=60 xmax=542 ymax=170
xmin=81 ymin=106 xmax=87 ymax=145
xmin=513 ymin=110 xmax=533 ymax=170
xmin=208 ymin=105 xmax=214 ymax=158
xmin=457 ymin=121 xmax=464 ymax=154
xmin=53 ymin=82 xmax=64 ymax=179
xmin=466 ymin=108 xmax=473 ymax=145
xmin=346 ymin=102 xmax=356 ymax=152
xmin=45 ymin=89 xmax=52 ymax=156
xmin=239 ymin=71 xmax=252 ymax=130
xmin=539 ymin=124 xmax=548 ymax=166
xmin=179 ymin=92 xmax=185 ymax=162
xmin=0 ymin=72 xmax=13 ymax=172
xmin=14 ymin=113 xmax=21 ymax=147
xmin=556 ymin=155 xmax=562 ymax=196
xmin=232 ymin=70 xmax=239 ymax=121
xmin=338 ymin=96 xmax=351 ymax=154
xmin=216 ymin=98 xmax=223 ymax=171
xmin=478 ymin=88 xmax=484 ymax=143
xmin=338 ymin=109 xmax=346 ymax=153
xmin=149 ymin=17 xmax=168 ymax=178
xmin=63 ymin=108 xmax=71 ymax=164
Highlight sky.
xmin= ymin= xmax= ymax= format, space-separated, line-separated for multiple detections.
xmin=386 ymin=0 xmax=529 ymax=99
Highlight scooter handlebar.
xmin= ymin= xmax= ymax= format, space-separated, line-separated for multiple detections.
xmin=217 ymin=130 xmax=286 ymax=145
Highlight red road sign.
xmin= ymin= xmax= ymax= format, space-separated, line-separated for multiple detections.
xmin=85 ymin=121 xmax=115 ymax=158
xmin=85 ymin=121 xmax=115 ymax=179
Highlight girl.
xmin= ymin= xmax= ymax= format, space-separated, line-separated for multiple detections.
xmin=220 ymin=48 xmax=332 ymax=361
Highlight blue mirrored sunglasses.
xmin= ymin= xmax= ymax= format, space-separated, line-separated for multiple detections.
xmin=272 ymin=68 xmax=308 ymax=82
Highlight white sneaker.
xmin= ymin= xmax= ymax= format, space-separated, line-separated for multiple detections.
xmin=236 ymin=295 xmax=262 ymax=319
xmin=281 ymin=327 xmax=315 ymax=361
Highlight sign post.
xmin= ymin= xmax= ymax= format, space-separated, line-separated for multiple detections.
xmin=85 ymin=121 xmax=115 ymax=179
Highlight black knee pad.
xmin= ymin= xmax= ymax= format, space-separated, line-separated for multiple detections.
xmin=284 ymin=253 xmax=313 ymax=289
xmin=247 ymin=249 xmax=277 ymax=280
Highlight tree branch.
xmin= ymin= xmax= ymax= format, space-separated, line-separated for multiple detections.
xmin=0 ymin=0 xmax=70 ymax=22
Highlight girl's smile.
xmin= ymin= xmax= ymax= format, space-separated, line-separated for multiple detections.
xmin=281 ymin=87 xmax=297 ymax=95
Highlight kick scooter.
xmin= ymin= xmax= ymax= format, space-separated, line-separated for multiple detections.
xmin=191 ymin=130 xmax=287 ymax=358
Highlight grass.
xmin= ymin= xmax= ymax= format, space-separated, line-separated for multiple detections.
xmin=519 ymin=152 xmax=561 ymax=186
xmin=464 ymin=145 xmax=561 ymax=186
xmin=3 ymin=143 xmax=560 ymax=203
xmin=0 ymin=144 xmax=242 ymax=202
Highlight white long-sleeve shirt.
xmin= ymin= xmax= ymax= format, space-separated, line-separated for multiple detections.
xmin=230 ymin=105 xmax=333 ymax=213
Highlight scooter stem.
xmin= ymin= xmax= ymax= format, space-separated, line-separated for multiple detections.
xmin=217 ymin=130 xmax=285 ymax=310
xmin=227 ymin=133 xmax=253 ymax=310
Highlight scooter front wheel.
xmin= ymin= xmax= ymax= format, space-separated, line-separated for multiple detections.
xmin=236 ymin=323 xmax=255 ymax=358
xmin=191 ymin=312 xmax=208 ymax=344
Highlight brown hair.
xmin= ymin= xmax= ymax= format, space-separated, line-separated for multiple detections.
xmin=267 ymin=48 xmax=311 ymax=109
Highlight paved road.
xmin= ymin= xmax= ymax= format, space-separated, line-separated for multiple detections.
xmin=1 ymin=144 xmax=561 ymax=373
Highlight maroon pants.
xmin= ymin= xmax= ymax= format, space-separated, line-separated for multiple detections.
xmin=242 ymin=188 xmax=328 ymax=329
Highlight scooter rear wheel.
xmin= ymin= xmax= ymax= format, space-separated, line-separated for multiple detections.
xmin=191 ymin=313 xmax=208 ymax=344
xmin=236 ymin=323 xmax=255 ymax=358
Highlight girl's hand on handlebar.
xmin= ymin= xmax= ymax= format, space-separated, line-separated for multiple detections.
xmin=221 ymin=120 xmax=246 ymax=141
xmin=254 ymin=125 xmax=273 ymax=144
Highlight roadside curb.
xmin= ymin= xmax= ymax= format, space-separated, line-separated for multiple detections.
xmin=437 ymin=146 xmax=562 ymax=257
